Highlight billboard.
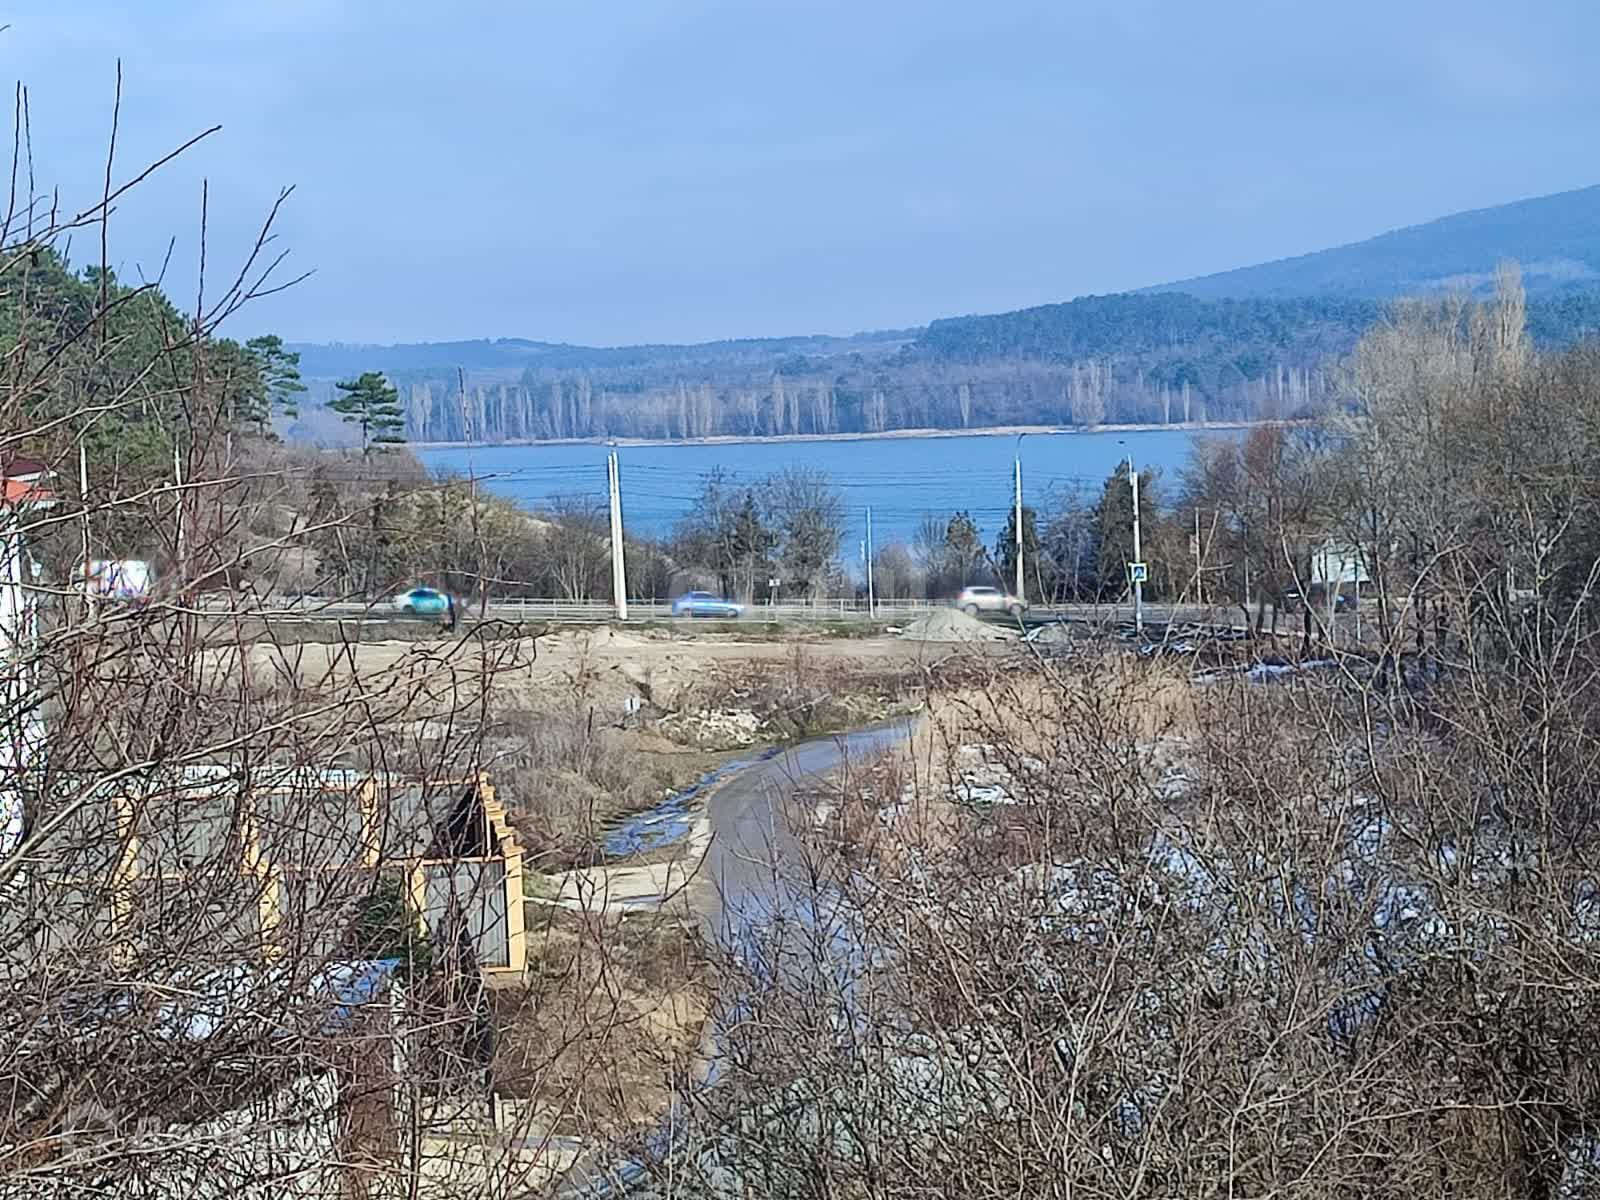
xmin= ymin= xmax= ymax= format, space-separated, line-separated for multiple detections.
xmin=82 ymin=559 xmax=155 ymax=602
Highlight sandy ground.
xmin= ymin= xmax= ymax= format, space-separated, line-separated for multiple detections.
xmin=202 ymin=620 xmax=981 ymax=905
xmin=209 ymin=624 xmax=995 ymax=714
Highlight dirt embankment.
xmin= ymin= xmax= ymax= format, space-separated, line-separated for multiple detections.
xmin=484 ymin=630 xmax=931 ymax=873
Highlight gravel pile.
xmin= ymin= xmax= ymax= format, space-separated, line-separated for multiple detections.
xmin=655 ymin=707 xmax=763 ymax=748
xmin=1023 ymin=622 xmax=1076 ymax=644
xmin=898 ymin=608 xmax=1013 ymax=643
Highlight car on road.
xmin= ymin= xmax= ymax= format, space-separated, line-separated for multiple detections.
xmin=392 ymin=586 xmax=453 ymax=616
xmin=671 ymin=591 xmax=745 ymax=619
xmin=1282 ymin=589 xmax=1354 ymax=614
xmin=955 ymin=585 xmax=1026 ymax=618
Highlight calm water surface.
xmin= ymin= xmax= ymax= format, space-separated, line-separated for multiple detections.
xmin=417 ymin=427 xmax=1222 ymax=547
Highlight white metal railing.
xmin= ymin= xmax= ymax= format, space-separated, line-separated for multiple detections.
xmin=206 ymin=595 xmax=944 ymax=623
xmin=206 ymin=594 xmax=1257 ymax=627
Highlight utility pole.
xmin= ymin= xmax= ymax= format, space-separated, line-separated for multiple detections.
xmin=1194 ymin=507 xmax=1203 ymax=606
xmin=1325 ymin=538 xmax=1338 ymax=650
xmin=1013 ymin=448 xmax=1025 ymax=604
xmin=78 ymin=442 xmax=91 ymax=617
xmin=607 ymin=449 xmax=627 ymax=620
xmin=1129 ymin=455 xmax=1144 ymax=635
xmin=865 ymin=506 xmax=875 ymax=617
xmin=173 ymin=436 xmax=185 ymax=593
xmin=460 ymin=366 xmax=487 ymax=619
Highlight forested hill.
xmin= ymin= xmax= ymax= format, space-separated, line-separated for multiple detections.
xmin=285 ymin=185 xmax=1600 ymax=446
xmin=1147 ymin=184 xmax=1600 ymax=301
xmin=286 ymin=287 xmax=1600 ymax=447
xmin=915 ymin=290 xmax=1600 ymax=364
xmin=291 ymin=329 xmax=916 ymax=380
xmin=914 ymin=293 xmax=1381 ymax=364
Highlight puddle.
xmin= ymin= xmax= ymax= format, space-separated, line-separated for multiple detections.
xmin=602 ymin=748 xmax=781 ymax=859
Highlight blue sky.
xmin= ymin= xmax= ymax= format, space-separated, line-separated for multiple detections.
xmin=6 ymin=1 xmax=1598 ymax=345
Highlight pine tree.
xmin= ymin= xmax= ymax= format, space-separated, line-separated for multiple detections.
xmin=331 ymin=371 xmax=406 ymax=455
xmin=994 ymin=505 xmax=1040 ymax=592
xmin=726 ymin=491 xmax=776 ymax=604
xmin=943 ymin=511 xmax=984 ymax=585
xmin=245 ymin=334 xmax=307 ymax=433
xmin=1091 ymin=461 xmax=1158 ymax=599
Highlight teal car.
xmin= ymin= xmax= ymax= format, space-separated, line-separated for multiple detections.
xmin=392 ymin=586 xmax=451 ymax=615
xmin=672 ymin=591 xmax=744 ymax=618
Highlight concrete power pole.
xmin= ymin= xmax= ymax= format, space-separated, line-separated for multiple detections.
xmin=78 ymin=442 xmax=92 ymax=618
xmin=1129 ymin=456 xmax=1144 ymax=635
xmin=1325 ymin=538 xmax=1338 ymax=650
xmin=607 ymin=450 xmax=628 ymax=620
xmin=1013 ymin=454 xmax=1025 ymax=604
xmin=865 ymin=506 xmax=875 ymax=617
xmin=172 ymin=437 xmax=184 ymax=591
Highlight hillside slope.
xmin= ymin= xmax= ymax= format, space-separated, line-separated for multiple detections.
xmin=285 ymin=186 xmax=1600 ymax=447
xmin=291 ymin=330 xmax=916 ymax=382
xmin=1147 ymin=184 xmax=1600 ymax=301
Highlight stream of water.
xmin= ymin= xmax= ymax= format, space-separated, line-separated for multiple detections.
xmin=562 ymin=719 xmax=917 ymax=1197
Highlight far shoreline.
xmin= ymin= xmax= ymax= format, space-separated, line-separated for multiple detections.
xmin=409 ymin=419 xmax=1259 ymax=453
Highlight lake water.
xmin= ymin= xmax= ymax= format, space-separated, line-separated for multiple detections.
xmin=416 ymin=427 xmax=1220 ymax=548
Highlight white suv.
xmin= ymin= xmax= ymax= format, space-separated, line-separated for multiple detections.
xmin=956 ymin=586 xmax=1025 ymax=617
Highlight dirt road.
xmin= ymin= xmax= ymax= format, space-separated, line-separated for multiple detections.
xmin=549 ymin=720 xmax=913 ymax=922
xmin=698 ymin=720 xmax=913 ymax=951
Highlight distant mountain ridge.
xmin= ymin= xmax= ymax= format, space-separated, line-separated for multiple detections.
xmin=284 ymin=185 xmax=1600 ymax=447
xmin=1144 ymin=184 xmax=1600 ymax=301
xmin=292 ymin=330 xmax=917 ymax=382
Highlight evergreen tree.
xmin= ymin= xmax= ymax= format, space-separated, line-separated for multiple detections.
xmin=351 ymin=876 xmax=434 ymax=981
xmin=243 ymin=334 xmax=307 ymax=435
xmin=1091 ymin=462 xmax=1159 ymax=600
xmin=331 ymin=371 xmax=406 ymax=455
xmin=994 ymin=504 xmax=1041 ymax=594
xmin=725 ymin=491 xmax=776 ymax=604
xmin=942 ymin=510 xmax=986 ymax=586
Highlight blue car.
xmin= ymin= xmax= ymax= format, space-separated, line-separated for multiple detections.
xmin=671 ymin=591 xmax=745 ymax=619
xmin=392 ymin=586 xmax=452 ymax=616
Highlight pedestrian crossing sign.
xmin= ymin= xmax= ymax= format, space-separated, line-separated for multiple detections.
xmin=1128 ymin=562 xmax=1148 ymax=583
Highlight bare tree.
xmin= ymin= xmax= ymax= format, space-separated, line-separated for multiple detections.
xmin=0 ymin=69 xmax=663 ymax=1200
xmin=760 ymin=467 xmax=844 ymax=601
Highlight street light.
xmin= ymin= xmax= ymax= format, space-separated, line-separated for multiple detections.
xmin=1013 ymin=434 xmax=1025 ymax=605
xmin=1117 ymin=441 xmax=1144 ymax=635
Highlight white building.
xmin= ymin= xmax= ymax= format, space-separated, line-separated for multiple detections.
xmin=1311 ymin=538 xmax=1370 ymax=589
xmin=0 ymin=456 xmax=53 ymax=859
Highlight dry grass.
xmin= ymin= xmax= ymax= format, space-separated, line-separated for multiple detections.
xmin=491 ymin=700 xmax=704 ymax=871
xmin=905 ymin=653 xmax=1198 ymax=785
xmin=663 ymin=644 xmax=921 ymax=745
xmin=491 ymin=909 xmax=708 ymax=1137
xmin=801 ymin=653 xmax=1204 ymax=882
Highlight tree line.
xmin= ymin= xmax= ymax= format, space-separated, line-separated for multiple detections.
xmin=295 ymin=286 xmax=1600 ymax=448
xmin=387 ymin=343 xmax=1328 ymax=444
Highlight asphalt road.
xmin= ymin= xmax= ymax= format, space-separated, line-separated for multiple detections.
xmin=230 ymin=594 xmax=1270 ymax=633
xmin=556 ymin=720 xmax=916 ymax=1199
xmin=699 ymin=719 xmax=915 ymax=957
